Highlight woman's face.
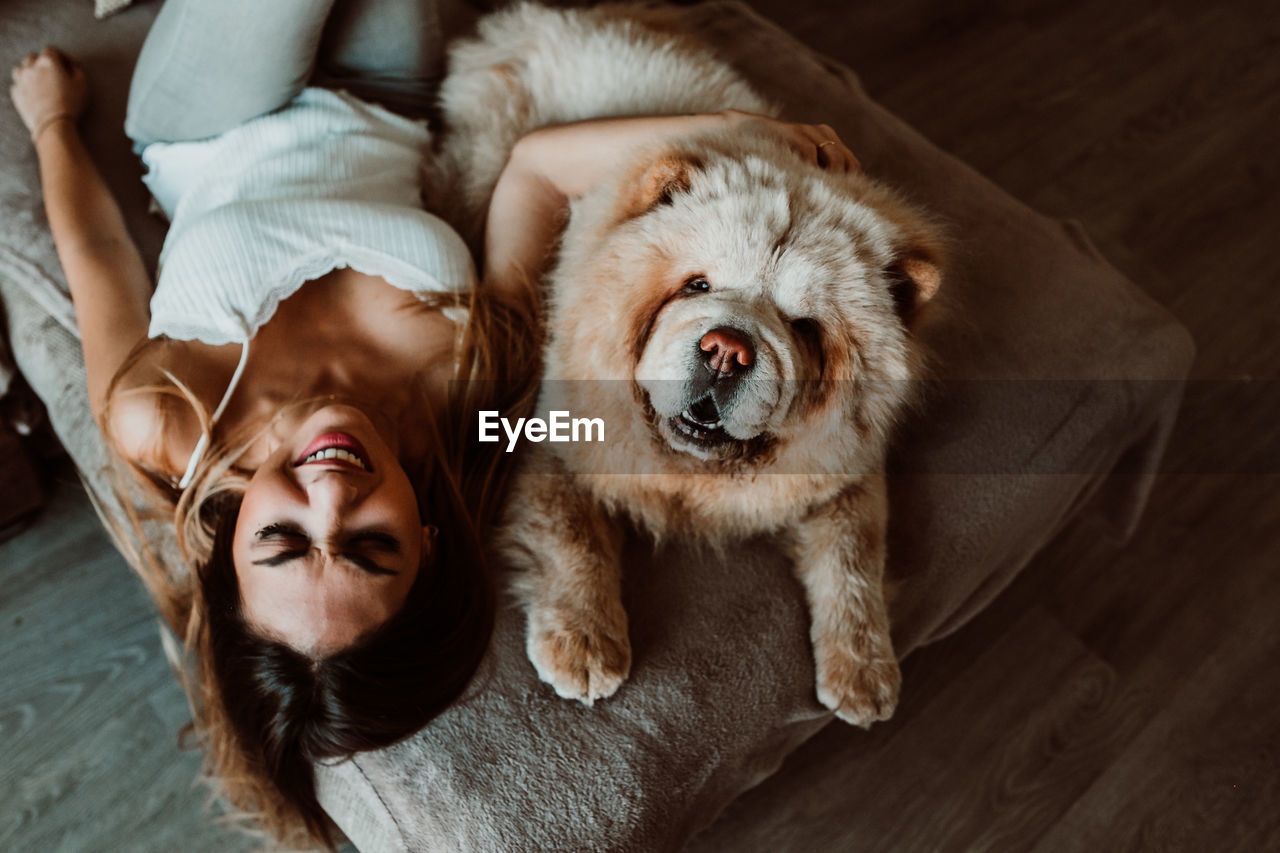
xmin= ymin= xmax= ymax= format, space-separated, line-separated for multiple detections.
xmin=231 ymin=404 xmax=429 ymax=656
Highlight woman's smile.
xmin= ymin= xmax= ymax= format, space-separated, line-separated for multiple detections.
xmin=294 ymin=431 xmax=374 ymax=472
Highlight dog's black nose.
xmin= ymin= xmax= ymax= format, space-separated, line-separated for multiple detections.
xmin=699 ymin=327 xmax=755 ymax=377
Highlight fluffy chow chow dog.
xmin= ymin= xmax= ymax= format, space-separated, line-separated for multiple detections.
xmin=434 ymin=3 xmax=942 ymax=726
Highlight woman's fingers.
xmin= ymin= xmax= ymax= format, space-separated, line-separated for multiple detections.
xmin=796 ymin=130 xmax=822 ymax=167
xmin=798 ymin=122 xmax=844 ymax=171
xmin=15 ymin=47 xmax=64 ymax=76
xmin=40 ymin=46 xmax=74 ymax=73
xmin=809 ymin=123 xmax=844 ymax=171
xmin=18 ymin=46 xmax=69 ymax=68
xmin=821 ymin=141 xmax=862 ymax=174
xmin=12 ymin=46 xmax=81 ymax=83
xmin=809 ymin=125 xmax=862 ymax=174
xmin=727 ymin=112 xmax=865 ymax=174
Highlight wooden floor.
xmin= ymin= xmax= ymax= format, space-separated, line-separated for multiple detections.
xmin=0 ymin=466 xmax=254 ymax=853
xmin=3 ymin=0 xmax=1278 ymax=850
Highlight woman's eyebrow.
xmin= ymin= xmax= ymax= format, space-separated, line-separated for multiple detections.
xmin=255 ymin=521 xmax=307 ymax=540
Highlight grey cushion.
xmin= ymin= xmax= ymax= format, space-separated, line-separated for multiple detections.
xmin=0 ymin=1 xmax=1194 ymax=851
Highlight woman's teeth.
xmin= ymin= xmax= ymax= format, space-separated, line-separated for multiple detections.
xmin=302 ymin=447 xmax=370 ymax=470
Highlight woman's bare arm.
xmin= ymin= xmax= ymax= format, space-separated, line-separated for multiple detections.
xmin=481 ymin=110 xmax=859 ymax=296
xmin=11 ymin=48 xmax=152 ymax=422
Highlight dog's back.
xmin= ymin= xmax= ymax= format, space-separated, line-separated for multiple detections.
xmin=428 ymin=2 xmax=773 ymax=249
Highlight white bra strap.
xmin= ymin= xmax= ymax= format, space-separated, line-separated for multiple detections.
xmin=178 ymin=338 xmax=251 ymax=489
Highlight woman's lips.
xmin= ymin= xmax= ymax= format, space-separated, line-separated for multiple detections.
xmin=294 ymin=432 xmax=373 ymax=471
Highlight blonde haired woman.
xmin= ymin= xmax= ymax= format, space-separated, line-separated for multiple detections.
xmin=11 ymin=0 xmax=528 ymax=845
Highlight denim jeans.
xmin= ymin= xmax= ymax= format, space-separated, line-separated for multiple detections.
xmin=124 ymin=0 xmax=442 ymax=147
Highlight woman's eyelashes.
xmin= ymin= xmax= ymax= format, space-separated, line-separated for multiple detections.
xmin=252 ymin=523 xmax=309 ymax=567
xmin=340 ymin=553 xmax=399 ymax=576
xmin=257 ymin=521 xmax=307 ymax=543
xmin=348 ymin=531 xmax=401 ymax=553
xmin=253 ymin=523 xmax=401 ymax=575
xmin=342 ymin=531 xmax=401 ymax=576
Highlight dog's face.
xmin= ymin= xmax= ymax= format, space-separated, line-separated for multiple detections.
xmin=550 ymin=134 xmax=941 ymax=471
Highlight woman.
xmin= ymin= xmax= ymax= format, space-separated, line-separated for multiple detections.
xmin=9 ymin=0 xmax=856 ymax=846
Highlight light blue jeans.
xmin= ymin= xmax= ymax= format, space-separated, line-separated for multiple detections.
xmin=124 ymin=0 xmax=442 ymax=147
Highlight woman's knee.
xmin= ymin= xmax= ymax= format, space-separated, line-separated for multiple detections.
xmin=126 ymin=0 xmax=338 ymax=146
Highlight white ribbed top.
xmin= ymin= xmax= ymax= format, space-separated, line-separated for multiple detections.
xmin=143 ymin=87 xmax=476 ymax=346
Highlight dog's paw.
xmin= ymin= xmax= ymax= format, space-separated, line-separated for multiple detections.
xmin=526 ymin=607 xmax=631 ymax=705
xmin=814 ymin=643 xmax=901 ymax=728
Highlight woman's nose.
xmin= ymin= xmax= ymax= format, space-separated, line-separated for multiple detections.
xmin=304 ymin=471 xmax=361 ymax=518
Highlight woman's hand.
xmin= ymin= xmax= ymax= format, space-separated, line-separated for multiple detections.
xmin=720 ymin=109 xmax=863 ymax=174
xmin=10 ymin=47 xmax=89 ymax=144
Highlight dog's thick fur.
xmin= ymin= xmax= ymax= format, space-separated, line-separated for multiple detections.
xmin=434 ymin=3 xmax=943 ymax=726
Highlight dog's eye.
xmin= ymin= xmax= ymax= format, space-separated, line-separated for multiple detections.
xmin=682 ymin=276 xmax=711 ymax=294
xmin=789 ymin=317 xmax=821 ymax=342
xmin=788 ymin=317 xmax=824 ymax=354
xmin=788 ymin=318 xmax=826 ymax=377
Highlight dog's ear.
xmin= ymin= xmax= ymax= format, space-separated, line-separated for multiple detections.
xmin=885 ymin=242 xmax=943 ymax=321
xmin=616 ymin=152 xmax=703 ymax=221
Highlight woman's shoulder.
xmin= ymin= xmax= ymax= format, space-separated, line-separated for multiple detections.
xmin=102 ymin=343 xmax=208 ymax=479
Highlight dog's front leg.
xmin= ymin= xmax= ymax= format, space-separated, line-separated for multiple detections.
xmin=500 ymin=456 xmax=630 ymax=704
xmin=793 ymin=475 xmax=900 ymax=727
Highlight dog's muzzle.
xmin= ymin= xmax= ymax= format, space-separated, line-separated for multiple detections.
xmin=667 ymin=324 xmax=791 ymax=452
xmin=669 ymin=327 xmax=752 ymax=443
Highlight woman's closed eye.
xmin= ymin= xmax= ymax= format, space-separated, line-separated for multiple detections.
xmin=252 ymin=523 xmax=401 ymax=575
xmin=253 ymin=522 xmax=309 ymax=566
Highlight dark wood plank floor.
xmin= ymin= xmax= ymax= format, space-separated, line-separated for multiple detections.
xmin=3 ymin=0 xmax=1277 ymax=850
xmin=0 ymin=465 xmax=254 ymax=853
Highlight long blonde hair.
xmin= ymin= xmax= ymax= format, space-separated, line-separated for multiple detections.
xmin=99 ymin=283 xmax=539 ymax=849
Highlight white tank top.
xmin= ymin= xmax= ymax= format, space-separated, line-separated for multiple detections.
xmin=143 ymin=87 xmax=476 ymax=345
xmin=139 ymin=87 xmax=476 ymax=486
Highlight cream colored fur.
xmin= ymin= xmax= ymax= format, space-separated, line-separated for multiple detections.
xmin=437 ymin=3 xmax=943 ymax=726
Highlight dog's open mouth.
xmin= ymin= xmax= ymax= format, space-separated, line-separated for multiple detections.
xmin=670 ymin=395 xmax=732 ymax=445
xmin=639 ymin=387 xmax=778 ymax=466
